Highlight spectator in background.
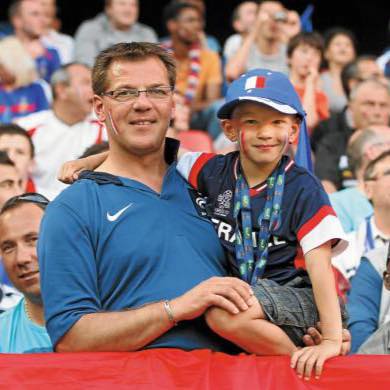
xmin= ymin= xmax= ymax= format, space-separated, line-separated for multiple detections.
xmin=280 ymin=10 xmax=301 ymax=43
xmin=162 ymin=1 xmax=222 ymax=137
xmin=223 ymin=1 xmax=258 ymax=60
xmin=15 ymin=63 xmax=106 ymax=200
xmin=225 ymin=0 xmax=289 ymax=82
xmin=287 ymin=31 xmax=329 ymax=131
xmin=313 ymin=79 xmax=390 ymax=193
xmin=330 ymin=126 xmax=390 ymax=233
xmin=74 ymin=0 xmax=157 ymax=67
xmin=0 ymin=37 xmax=51 ymax=123
xmin=358 ymin=244 xmax=390 ymax=354
xmin=320 ymin=27 xmax=357 ymax=115
xmin=9 ymin=0 xmax=61 ymax=83
xmin=0 ymin=192 xmax=52 ymax=353
xmin=40 ymin=0 xmax=75 ymax=64
xmin=0 ymin=124 xmax=36 ymax=193
xmin=0 ymin=151 xmax=23 ymax=288
xmin=332 ymin=146 xmax=390 ymax=281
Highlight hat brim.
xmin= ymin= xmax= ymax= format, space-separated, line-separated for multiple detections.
xmin=217 ymin=96 xmax=298 ymax=119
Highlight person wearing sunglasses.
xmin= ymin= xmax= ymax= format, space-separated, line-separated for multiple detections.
xmin=0 ymin=192 xmax=52 ymax=353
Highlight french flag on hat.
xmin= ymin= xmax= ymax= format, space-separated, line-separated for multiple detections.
xmin=245 ymin=76 xmax=266 ymax=90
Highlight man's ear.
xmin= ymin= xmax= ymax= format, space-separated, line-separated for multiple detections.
xmin=363 ymin=180 xmax=374 ymax=200
xmin=221 ymin=119 xmax=239 ymax=142
xmin=93 ymin=95 xmax=106 ymax=123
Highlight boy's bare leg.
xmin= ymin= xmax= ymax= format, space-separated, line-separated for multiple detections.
xmin=205 ymin=296 xmax=298 ymax=355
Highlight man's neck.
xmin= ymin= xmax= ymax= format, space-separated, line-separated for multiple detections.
xmin=328 ymin=62 xmax=343 ymax=75
xmin=53 ymin=102 xmax=87 ymax=126
xmin=99 ymin=144 xmax=169 ymax=193
xmin=374 ymin=207 xmax=390 ymax=236
xmin=171 ymin=37 xmax=191 ymax=59
xmin=25 ymin=297 xmax=45 ymax=326
xmin=255 ymin=35 xmax=281 ymax=55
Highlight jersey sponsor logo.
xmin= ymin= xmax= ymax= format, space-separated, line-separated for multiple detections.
xmin=211 ymin=217 xmax=286 ymax=248
xmin=106 ymin=203 xmax=133 ymax=222
xmin=188 ymin=188 xmax=208 ymax=217
xmin=215 ymin=190 xmax=233 ymax=217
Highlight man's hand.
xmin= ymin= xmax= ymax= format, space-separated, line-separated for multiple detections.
xmin=170 ymin=277 xmax=254 ymax=322
xmin=302 ymin=322 xmax=351 ymax=356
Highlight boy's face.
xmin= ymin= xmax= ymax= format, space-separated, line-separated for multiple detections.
xmin=289 ymin=43 xmax=322 ymax=78
xmin=222 ymin=102 xmax=299 ymax=169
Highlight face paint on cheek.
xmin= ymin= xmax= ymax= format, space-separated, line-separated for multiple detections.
xmin=108 ymin=109 xmax=120 ymax=135
xmin=240 ymin=129 xmax=249 ymax=157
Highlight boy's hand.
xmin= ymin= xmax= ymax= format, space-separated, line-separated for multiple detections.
xmin=57 ymin=159 xmax=88 ymax=183
xmin=290 ymin=339 xmax=341 ymax=380
xmin=302 ymin=323 xmax=351 ymax=356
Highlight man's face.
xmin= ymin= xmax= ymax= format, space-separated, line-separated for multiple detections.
xmin=222 ymin=102 xmax=298 ymax=170
xmin=257 ymin=1 xmax=286 ymax=41
xmin=0 ymin=165 xmax=23 ymax=208
xmin=94 ymin=57 xmax=175 ymax=157
xmin=62 ymin=64 xmax=94 ymax=117
xmin=171 ymin=7 xmax=203 ymax=45
xmin=0 ymin=135 xmax=33 ymax=181
xmin=289 ymin=44 xmax=322 ymax=78
xmin=0 ymin=203 xmax=43 ymax=299
xmin=349 ymin=83 xmax=390 ymax=129
xmin=234 ymin=1 xmax=258 ymax=34
xmin=357 ymin=59 xmax=384 ymax=81
xmin=364 ymin=155 xmax=390 ymax=209
xmin=106 ymin=0 xmax=138 ymax=29
xmin=13 ymin=0 xmax=46 ymax=39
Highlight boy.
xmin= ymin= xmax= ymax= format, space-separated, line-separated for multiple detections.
xmin=59 ymin=69 xmax=347 ymax=380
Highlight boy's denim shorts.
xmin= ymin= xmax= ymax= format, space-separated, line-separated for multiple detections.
xmin=252 ymin=276 xmax=349 ymax=347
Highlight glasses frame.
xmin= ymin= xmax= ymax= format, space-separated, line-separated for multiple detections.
xmin=100 ymin=86 xmax=174 ymax=102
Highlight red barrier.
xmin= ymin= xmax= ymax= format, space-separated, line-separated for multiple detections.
xmin=1 ymin=349 xmax=389 ymax=389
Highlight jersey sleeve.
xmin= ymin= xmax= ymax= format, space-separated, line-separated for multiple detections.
xmin=176 ymin=152 xmax=216 ymax=192
xmin=38 ymin=201 xmax=101 ymax=347
xmin=293 ymin=181 xmax=348 ymax=256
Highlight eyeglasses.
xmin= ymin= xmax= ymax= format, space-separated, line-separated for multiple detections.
xmin=365 ymin=168 xmax=390 ymax=181
xmin=101 ymin=86 xmax=174 ymax=102
xmin=1 ymin=192 xmax=50 ymax=214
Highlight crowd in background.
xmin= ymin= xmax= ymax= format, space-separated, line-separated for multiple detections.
xmin=0 ymin=0 xmax=389 ymax=356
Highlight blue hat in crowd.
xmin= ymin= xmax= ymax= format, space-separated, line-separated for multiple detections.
xmin=217 ymin=68 xmax=313 ymax=171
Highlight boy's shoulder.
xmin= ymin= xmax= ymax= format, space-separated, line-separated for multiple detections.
xmin=285 ymin=160 xmax=324 ymax=193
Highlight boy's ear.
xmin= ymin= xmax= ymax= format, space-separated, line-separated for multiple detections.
xmin=288 ymin=122 xmax=300 ymax=144
xmin=221 ymin=119 xmax=239 ymax=142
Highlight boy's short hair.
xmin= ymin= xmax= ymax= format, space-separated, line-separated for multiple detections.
xmin=0 ymin=124 xmax=34 ymax=158
xmin=287 ymin=31 xmax=324 ymax=59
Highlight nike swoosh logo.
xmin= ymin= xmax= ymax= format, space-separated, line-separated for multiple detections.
xmin=106 ymin=203 xmax=133 ymax=222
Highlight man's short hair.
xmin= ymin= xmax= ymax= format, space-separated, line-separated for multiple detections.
xmin=0 ymin=192 xmax=49 ymax=215
xmin=0 ymin=123 xmax=35 ymax=159
xmin=349 ymin=78 xmax=389 ymax=102
xmin=287 ymin=31 xmax=324 ymax=59
xmin=92 ymin=42 xmax=177 ymax=96
xmin=163 ymin=1 xmax=200 ymax=26
xmin=341 ymin=55 xmax=379 ymax=98
xmin=364 ymin=149 xmax=390 ymax=181
xmin=0 ymin=150 xmax=15 ymax=167
xmin=50 ymin=62 xmax=91 ymax=99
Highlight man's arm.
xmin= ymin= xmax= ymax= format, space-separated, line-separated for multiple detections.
xmin=57 ymin=276 xmax=254 ymax=352
xmin=347 ymin=258 xmax=382 ymax=353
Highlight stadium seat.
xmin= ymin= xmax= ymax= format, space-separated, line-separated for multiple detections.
xmin=177 ymin=130 xmax=214 ymax=153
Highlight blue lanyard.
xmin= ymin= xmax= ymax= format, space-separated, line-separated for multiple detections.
xmin=364 ymin=215 xmax=375 ymax=253
xmin=234 ymin=156 xmax=287 ymax=285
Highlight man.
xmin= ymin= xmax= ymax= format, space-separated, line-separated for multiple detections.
xmin=313 ymin=79 xmax=390 ymax=193
xmin=358 ymin=244 xmax=390 ymax=354
xmin=225 ymin=0 xmax=289 ymax=82
xmin=0 ymin=152 xmax=23 ymax=291
xmin=0 ymin=192 xmax=52 ymax=353
xmin=38 ymin=42 xmax=252 ymax=353
xmin=9 ymin=0 xmax=61 ymax=82
xmin=15 ymin=62 xmax=107 ymax=200
xmin=346 ymin=151 xmax=390 ymax=353
xmin=74 ymin=0 xmax=157 ymax=67
xmin=162 ymin=1 xmax=222 ymax=138
xmin=330 ymin=126 xmax=390 ymax=233
xmin=0 ymin=124 xmax=36 ymax=193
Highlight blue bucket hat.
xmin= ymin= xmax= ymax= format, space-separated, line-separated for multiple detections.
xmin=217 ymin=68 xmax=312 ymax=171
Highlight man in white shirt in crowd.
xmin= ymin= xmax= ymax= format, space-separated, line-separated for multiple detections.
xmin=15 ymin=62 xmax=107 ymax=199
